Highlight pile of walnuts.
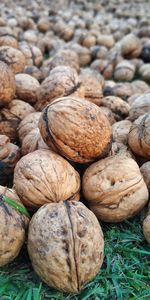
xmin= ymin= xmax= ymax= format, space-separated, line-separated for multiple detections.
xmin=0 ymin=0 xmax=150 ymax=294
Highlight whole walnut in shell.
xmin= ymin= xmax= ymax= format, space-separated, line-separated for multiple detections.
xmin=83 ymin=156 xmax=149 ymax=222
xmin=0 ymin=46 xmax=26 ymax=74
xmin=112 ymin=120 xmax=132 ymax=144
xmin=140 ymin=162 xmax=150 ymax=191
xmin=139 ymin=64 xmax=150 ymax=83
xmin=18 ymin=112 xmax=41 ymax=142
xmin=121 ymin=34 xmax=142 ymax=58
xmin=47 ymin=49 xmax=80 ymax=73
xmin=0 ymin=109 xmax=20 ymax=142
xmin=101 ymin=96 xmax=130 ymax=119
xmin=0 ymin=61 xmax=16 ymax=106
xmin=15 ymin=74 xmax=40 ymax=104
xmin=35 ymin=66 xmax=84 ymax=111
xmin=21 ymin=128 xmax=48 ymax=156
xmin=8 ymin=99 xmax=35 ymax=120
xmin=19 ymin=42 xmax=43 ymax=67
xmin=114 ymin=61 xmax=135 ymax=82
xmin=0 ymin=185 xmax=29 ymax=266
xmin=0 ymin=34 xmax=18 ymax=48
xmin=129 ymin=93 xmax=150 ymax=121
xmin=128 ymin=113 xmax=150 ymax=159
xmin=39 ymin=96 xmax=112 ymax=163
xmin=14 ymin=149 xmax=80 ymax=210
xmin=28 ymin=201 xmax=104 ymax=293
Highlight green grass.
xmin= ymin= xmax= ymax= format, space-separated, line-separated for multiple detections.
xmin=0 ymin=211 xmax=150 ymax=300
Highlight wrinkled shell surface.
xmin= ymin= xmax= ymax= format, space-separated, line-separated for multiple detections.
xmin=101 ymin=96 xmax=130 ymax=119
xmin=140 ymin=162 xmax=150 ymax=191
xmin=0 ymin=46 xmax=26 ymax=73
xmin=83 ymin=156 xmax=148 ymax=222
xmin=18 ymin=112 xmax=41 ymax=142
xmin=15 ymin=74 xmax=40 ymax=104
xmin=0 ymin=185 xmax=29 ymax=266
xmin=112 ymin=120 xmax=132 ymax=144
xmin=114 ymin=61 xmax=135 ymax=81
xmin=39 ymin=96 xmax=112 ymax=163
xmin=8 ymin=99 xmax=35 ymax=120
xmin=14 ymin=149 xmax=80 ymax=209
xmin=28 ymin=201 xmax=104 ymax=292
xmin=21 ymin=128 xmax=48 ymax=156
xmin=0 ymin=109 xmax=20 ymax=142
xmin=129 ymin=93 xmax=150 ymax=121
xmin=0 ymin=61 xmax=16 ymax=105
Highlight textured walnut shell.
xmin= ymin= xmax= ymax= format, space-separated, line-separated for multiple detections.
xmin=15 ymin=74 xmax=40 ymax=104
xmin=108 ymin=142 xmax=133 ymax=158
xmin=18 ymin=112 xmax=41 ymax=142
xmin=0 ymin=34 xmax=18 ymax=48
xmin=90 ymin=45 xmax=108 ymax=60
xmin=108 ymin=83 xmax=134 ymax=101
xmin=143 ymin=208 xmax=150 ymax=243
xmin=129 ymin=93 xmax=150 ymax=121
xmin=131 ymin=80 xmax=150 ymax=94
xmin=97 ymin=34 xmax=115 ymax=49
xmin=0 ymin=109 xmax=20 ymax=142
xmin=0 ymin=61 xmax=16 ymax=106
xmin=0 ymin=185 xmax=29 ymax=266
xmin=121 ymin=34 xmax=142 ymax=58
xmin=35 ymin=66 xmax=84 ymax=111
xmin=101 ymin=96 xmax=130 ymax=119
xmin=91 ymin=59 xmax=113 ymax=79
xmin=27 ymin=201 xmax=104 ymax=293
xmin=39 ymin=96 xmax=112 ymax=163
xmin=21 ymin=128 xmax=48 ymax=156
xmin=47 ymin=49 xmax=80 ymax=73
xmin=139 ymin=64 xmax=150 ymax=83
xmin=81 ymin=34 xmax=96 ymax=48
xmin=8 ymin=99 xmax=35 ymax=120
xmin=83 ymin=156 xmax=149 ymax=222
xmin=14 ymin=149 xmax=80 ymax=209
xmin=24 ymin=65 xmax=44 ymax=82
xmin=0 ymin=46 xmax=26 ymax=74
xmin=70 ymin=44 xmax=91 ymax=66
xmin=140 ymin=162 xmax=150 ymax=191
xmin=114 ymin=61 xmax=135 ymax=81
xmin=112 ymin=120 xmax=132 ymax=144
xmin=128 ymin=113 xmax=150 ymax=159
xmin=19 ymin=43 xmax=43 ymax=67
xmin=99 ymin=107 xmax=116 ymax=125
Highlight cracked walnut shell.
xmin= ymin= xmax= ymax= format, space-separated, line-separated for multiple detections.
xmin=39 ymin=96 xmax=112 ymax=163
xmin=14 ymin=149 xmax=80 ymax=210
xmin=27 ymin=201 xmax=104 ymax=293
xmin=83 ymin=156 xmax=149 ymax=222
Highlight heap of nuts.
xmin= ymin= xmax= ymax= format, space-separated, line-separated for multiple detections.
xmin=0 ymin=0 xmax=150 ymax=294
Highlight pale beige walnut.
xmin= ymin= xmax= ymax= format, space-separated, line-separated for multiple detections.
xmin=131 ymin=80 xmax=150 ymax=94
xmin=0 ymin=46 xmax=26 ymax=74
xmin=112 ymin=120 xmax=132 ymax=144
xmin=0 ymin=34 xmax=18 ymax=48
xmin=37 ymin=17 xmax=51 ymax=33
xmin=14 ymin=149 xmax=80 ymax=210
xmin=0 ymin=109 xmax=20 ymax=142
xmin=15 ymin=74 xmax=40 ymax=104
xmin=143 ymin=208 xmax=150 ymax=243
xmin=97 ymin=34 xmax=115 ymax=49
xmin=0 ymin=185 xmax=29 ymax=266
xmin=27 ymin=201 xmax=104 ymax=293
xmin=114 ymin=61 xmax=135 ymax=81
xmin=108 ymin=83 xmax=134 ymax=101
xmin=69 ymin=44 xmax=91 ymax=66
xmin=0 ymin=61 xmax=16 ymax=106
xmin=99 ymin=107 xmax=116 ymax=125
xmin=81 ymin=34 xmax=96 ymax=48
xmin=139 ymin=64 xmax=150 ymax=83
xmin=18 ymin=112 xmax=41 ymax=142
xmin=108 ymin=142 xmax=133 ymax=158
xmin=0 ymin=135 xmax=20 ymax=184
xmin=8 ymin=99 xmax=35 ymax=120
xmin=129 ymin=93 xmax=150 ymax=121
xmin=39 ymin=96 xmax=112 ymax=163
xmin=140 ymin=162 xmax=150 ymax=191
xmin=24 ymin=66 xmax=44 ymax=83
xmin=128 ymin=113 xmax=150 ymax=159
xmin=19 ymin=42 xmax=43 ymax=67
xmin=21 ymin=128 xmax=48 ymax=156
xmin=47 ymin=49 xmax=80 ymax=73
xmin=83 ymin=156 xmax=149 ymax=223
xmin=35 ymin=66 xmax=84 ymax=111
xmin=101 ymin=96 xmax=130 ymax=119
xmin=121 ymin=34 xmax=142 ymax=58
xmin=91 ymin=59 xmax=113 ymax=79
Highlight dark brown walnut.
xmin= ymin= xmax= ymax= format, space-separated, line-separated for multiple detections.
xmin=0 ymin=109 xmax=20 ymax=142
xmin=27 ymin=201 xmax=104 ymax=293
xmin=101 ymin=96 xmax=130 ymax=119
xmin=0 ymin=135 xmax=20 ymax=185
xmin=140 ymin=162 xmax=150 ymax=191
xmin=139 ymin=64 xmax=150 ymax=83
xmin=15 ymin=74 xmax=40 ymax=104
xmin=14 ymin=149 xmax=80 ymax=209
xmin=47 ymin=49 xmax=80 ymax=73
xmin=83 ymin=156 xmax=149 ymax=223
xmin=91 ymin=59 xmax=113 ymax=79
xmin=0 ymin=61 xmax=16 ymax=106
xmin=0 ymin=185 xmax=29 ymax=266
xmin=0 ymin=34 xmax=18 ymax=48
xmin=143 ymin=206 xmax=150 ymax=243
xmin=21 ymin=128 xmax=49 ymax=156
xmin=112 ymin=120 xmax=132 ymax=144
xmin=114 ymin=61 xmax=135 ymax=81
xmin=121 ymin=34 xmax=142 ymax=58
xmin=128 ymin=113 xmax=150 ymax=159
xmin=18 ymin=112 xmax=41 ymax=142
xmin=35 ymin=66 xmax=84 ymax=111
xmin=39 ymin=96 xmax=112 ymax=163
xmin=0 ymin=46 xmax=26 ymax=74
xmin=8 ymin=99 xmax=35 ymax=120
xmin=129 ymin=93 xmax=150 ymax=121
xmin=19 ymin=42 xmax=43 ymax=67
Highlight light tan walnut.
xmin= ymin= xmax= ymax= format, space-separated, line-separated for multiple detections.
xmin=129 ymin=93 xmax=150 ymax=121
xmin=112 ymin=120 xmax=132 ymax=144
xmin=8 ymin=99 xmax=35 ymax=120
xmin=21 ymin=128 xmax=48 ymax=156
xmin=0 ymin=61 xmax=16 ymax=106
xmin=0 ymin=109 xmax=20 ymax=142
xmin=15 ymin=74 xmax=40 ymax=104
xmin=0 ymin=46 xmax=26 ymax=74
xmin=18 ymin=112 xmax=41 ymax=142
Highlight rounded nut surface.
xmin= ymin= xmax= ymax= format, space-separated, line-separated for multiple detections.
xmin=0 ymin=46 xmax=26 ymax=74
xmin=140 ymin=162 xmax=150 ymax=191
xmin=27 ymin=201 xmax=104 ymax=292
xmin=18 ymin=112 xmax=41 ymax=142
xmin=21 ymin=128 xmax=48 ymax=156
xmin=129 ymin=93 xmax=150 ymax=121
xmin=15 ymin=74 xmax=40 ymax=104
xmin=14 ymin=149 xmax=80 ymax=209
xmin=112 ymin=120 xmax=132 ymax=144
xmin=83 ymin=156 xmax=149 ymax=222
xmin=8 ymin=99 xmax=35 ymax=120
xmin=39 ymin=96 xmax=112 ymax=163
xmin=0 ymin=61 xmax=16 ymax=105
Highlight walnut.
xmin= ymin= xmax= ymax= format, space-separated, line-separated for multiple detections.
xmin=0 ymin=61 xmax=16 ymax=106
xmin=83 ymin=156 xmax=149 ymax=222
xmin=101 ymin=96 xmax=130 ymax=119
xmin=139 ymin=64 xmax=150 ymax=83
xmin=90 ymin=45 xmax=108 ymax=60
xmin=39 ymin=96 xmax=112 ymax=163
xmin=46 ymin=49 xmax=80 ymax=73
xmin=112 ymin=120 xmax=132 ymax=144
xmin=27 ymin=201 xmax=104 ymax=292
xmin=35 ymin=66 xmax=84 ymax=111
xmin=129 ymin=93 xmax=150 ymax=121
xmin=23 ymin=30 xmax=38 ymax=44
xmin=19 ymin=42 xmax=43 ymax=67
xmin=105 ymin=83 xmax=134 ymax=100
xmin=37 ymin=17 xmax=51 ymax=33
xmin=81 ymin=34 xmax=96 ymax=48
xmin=14 ymin=149 xmax=80 ymax=209
xmin=0 ymin=185 xmax=29 ymax=266
xmin=0 ymin=46 xmax=26 ymax=74
xmin=121 ymin=34 xmax=142 ymax=58
xmin=15 ymin=74 xmax=40 ymax=104
xmin=99 ymin=107 xmax=116 ymax=125
xmin=18 ymin=112 xmax=41 ymax=142
xmin=131 ymin=80 xmax=150 ymax=94
xmin=21 ymin=128 xmax=48 ymax=156
xmin=140 ymin=162 xmax=150 ymax=191
xmin=97 ymin=34 xmax=115 ymax=49
xmin=24 ymin=66 xmax=45 ymax=83
xmin=0 ymin=109 xmax=20 ymax=142
xmin=8 ymin=99 xmax=35 ymax=120
xmin=108 ymin=142 xmax=133 ymax=158
xmin=114 ymin=61 xmax=135 ymax=81
xmin=91 ymin=59 xmax=113 ymax=79
xmin=0 ymin=34 xmax=18 ymax=48
xmin=54 ymin=21 xmax=74 ymax=42
xmin=69 ymin=44 xmax=91 ymax=66
xmin=0 ymin=135 xmax=20 ymax=185
xmin=128 ymin=113 xmax=150 ymax=159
